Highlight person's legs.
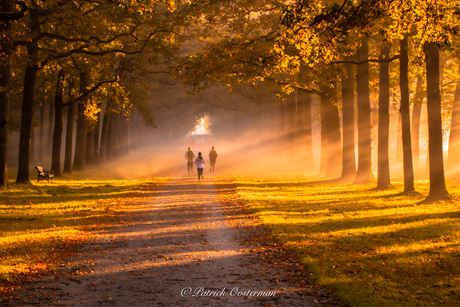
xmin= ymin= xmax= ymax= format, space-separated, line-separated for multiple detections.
xmin=210 ymin=160 xmax=216 ymax=172
xmin=197 ymin=168 xmax=203 ymax=180
xmin=188 ymin=161 xmax=193 ymax=174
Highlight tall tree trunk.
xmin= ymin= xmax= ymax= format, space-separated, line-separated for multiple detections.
xmin=354 ymin=39 xmax=373 ymax=184
xmin=286 ymin=92 xmax=297 ymax=144
xmin=64 ymin=102 xmax=75 ymax=173
xmin=278 ymin=102 xmax=287 ymax=154
xmin=73 ymin=72 xmax=88 ymax=170
xmin=99 ymin=109 xmax=111 ymax=163
xmin=108 ymin=107 xmax=120 ymax=161
xmin=48 ymin=98 xmax=54 ymax=156
xmin=85 ymin=126 xmax=95 ymax=165
xmin=400 ymin=36 xmax=415 ymax=193
xmin=17 ymin=6 xmax=40 ymax=183
xmin=322 ymin=83 xmax=342 ymax=179
xmin=93 ymin=104 xmax=102 ymax=164
xmin=446 ymin=65 xmax=460 ymax=177
xmin=341 ymin=62 xmax=356 ymax=180
xmin=30 ymin=125 xmax=35 ymax=164
xmin=0 ymin=55 xmax=9 ymax=187
xmin=298 ymin=66 xmax=315 ymax=172
xmin=411 ymin=76 xmax=424 ymax=176
xmin=38 ymin=101 xmax=45 ymax=162
xmin=0 ymin=4 xmax=13 ymax=187
xmin=424 ymin=42 xmax=449 ymax=200
xmin=319 ymin=90 xmax=328 ymax=177
xmin=63 ymin=79 xmax=75 ymax=173
xmin=377 ymin=44 xmax=392 ymax=189
xmin=16 ymin=46 xmax=39 ymax=183
xmin=51 ymin=70 xmax=65 ymax=176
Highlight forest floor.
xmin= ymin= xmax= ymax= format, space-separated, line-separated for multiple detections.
xmin=1 ymin=176 xmax=341 ymax=307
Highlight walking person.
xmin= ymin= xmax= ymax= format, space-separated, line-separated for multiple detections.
xmin=185 ymin=146 xmax=196 ymax=175
xmin=209 ymin=146 xmax=218 ymax=172
xmin=195 ymin=152 xmax=205 ymax=181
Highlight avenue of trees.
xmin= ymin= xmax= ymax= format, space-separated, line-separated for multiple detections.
xmin=2 ymin=0 xmax=460 ymax=202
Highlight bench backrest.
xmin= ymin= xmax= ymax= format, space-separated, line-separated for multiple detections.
xmin=36 ymin=166 xmax=45 ymax=175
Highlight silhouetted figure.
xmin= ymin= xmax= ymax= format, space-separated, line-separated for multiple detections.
xmin=195 ymin=152 xmax=205 ymax=181
xmin=185 ymin=146 xmax=196 ymax=175
xmin=209 ymin=146 xmax=218 ymax=172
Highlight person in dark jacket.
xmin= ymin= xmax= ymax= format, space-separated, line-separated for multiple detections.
xmin=209 ymin=146 xmax=218 ymax=172
xmin=185 ymin=146 xmax=196 ymax=175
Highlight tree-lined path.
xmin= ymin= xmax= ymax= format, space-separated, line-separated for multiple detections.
xmin=2 ymin=177 xmax=339 ymax=307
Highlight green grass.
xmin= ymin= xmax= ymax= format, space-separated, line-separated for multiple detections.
xmin=232 ymin=177 xmax=460 ymax=307
xmin=0 ymin=166 xmax=164 ymax=290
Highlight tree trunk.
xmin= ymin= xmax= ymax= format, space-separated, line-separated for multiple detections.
xmin=51 ymin=70 xmax=65 ymax=176
xmin=286 ymin=92 xmax=297 ymax=144
xmin=73 ymin=72 xmax=88 ymax=170
xmin=322 ymin=83 xmax=342 ymax=179
xmin=0 ymin=55 xmax=9 ymax=187
xmin=399 ymin=36 xmax=415 ymax=193
xmin=411 ymin=76 xmax=424 ymax=176
xmin=16 ymin=45 xmax=39 ymax=183
xmin=64 ymin=102 xmax=75 ymax=173
xmin=93 ymin=104 xmax=102 ymax=164
xmin=30 ymin=125 xmax=35 ymax=164
xmin=38 ymin=102 xmax=45 ymax=162
xmin=85 ymin=125 xmax=95 ymax=165
xmin=319 ymin=90 xmax=327 ymax=177
xmin=341 ymin=62 xmax=356 ymax=180
xmin=298 ymin=66 xmax=315 ymax=172
xmin=377 ymin=44 xmax=392 ymax=189
xmin=99 ymin=109 xmax=111 ymax=163
xmin=446 ymin=65 xmax=460 ymax=177
xmin=63 ymin=79 xmax=75 ymax=173
xmin=108 ymin=106 xmax=121 ymax=160
xmin=0 ymin=6 xmax=12 ymax=187
xmin=48 ymin=98 xmax=54 ymax=156
xmin=424 ymin=42 xmax=449 ymax=200
xmin=354 ymin=39 xmax=373 ymax=184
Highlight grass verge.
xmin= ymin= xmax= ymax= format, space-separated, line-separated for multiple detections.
xmin=0 ymin=167 xmax=166 ymax=293
xmin=231 ymin=177 xmax=460 ymax=307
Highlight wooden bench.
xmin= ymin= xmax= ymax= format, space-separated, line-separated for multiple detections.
xmin=35 ymin=166 xmax=54 ymax=183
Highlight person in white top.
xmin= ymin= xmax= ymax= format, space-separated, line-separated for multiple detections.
xmin=194 ymin=152 xmax=205 ymax=181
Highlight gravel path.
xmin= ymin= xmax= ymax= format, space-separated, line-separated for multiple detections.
xmin=2 ymin=177 xmax=341 ymax=307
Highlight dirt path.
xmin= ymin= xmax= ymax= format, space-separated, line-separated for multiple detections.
xmin=2 ymin=177 xmax=340 ymax=307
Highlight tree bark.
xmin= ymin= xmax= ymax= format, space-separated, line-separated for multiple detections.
xmin=286 ymin=92 xmax=297 ymax=144
xmin=16 ymin=45 xmax=39 ymax=183
xmin=319 ymin=90 xmax=327 ymax=177
xmin=411 ymin=76 xmax=424 ymax=176
xmin=0 ymin=6 xmax=12 ymax=187
xmin=108 ymin=106 xmax=121 ymax=161
xmin=63 ymin=79 xmax=75 ymax=173
xmin=298 ymin=66 xmax=315 ymax=172
xmin=73 ymin=72 xmax=88 ymax=170
xmin=341 ymin=62 xmax=356 ymax=180
xmin=377 ymin=44 xmax=392 ymax=189
xmin=99 ymin=109 xmax=111 ymax=163
xmin=446 ymin=65 xmax=460 ymax=177
xmin=353 ymin=39 xmax=373 ymax=184
xmin=38 ymin=101 xmax=45 ymax=162
xmin=93 ymin=104 xmax=102 ymax=164
xmin=399 ymin=36 xmax=415 ymax=193
xmin=321 ymin=83 xmax=342 ymax=179
xmin=51 ymin=70 xmax=65 ymax=176
xmin=424 ymin=42 xmax=449 ymax=200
